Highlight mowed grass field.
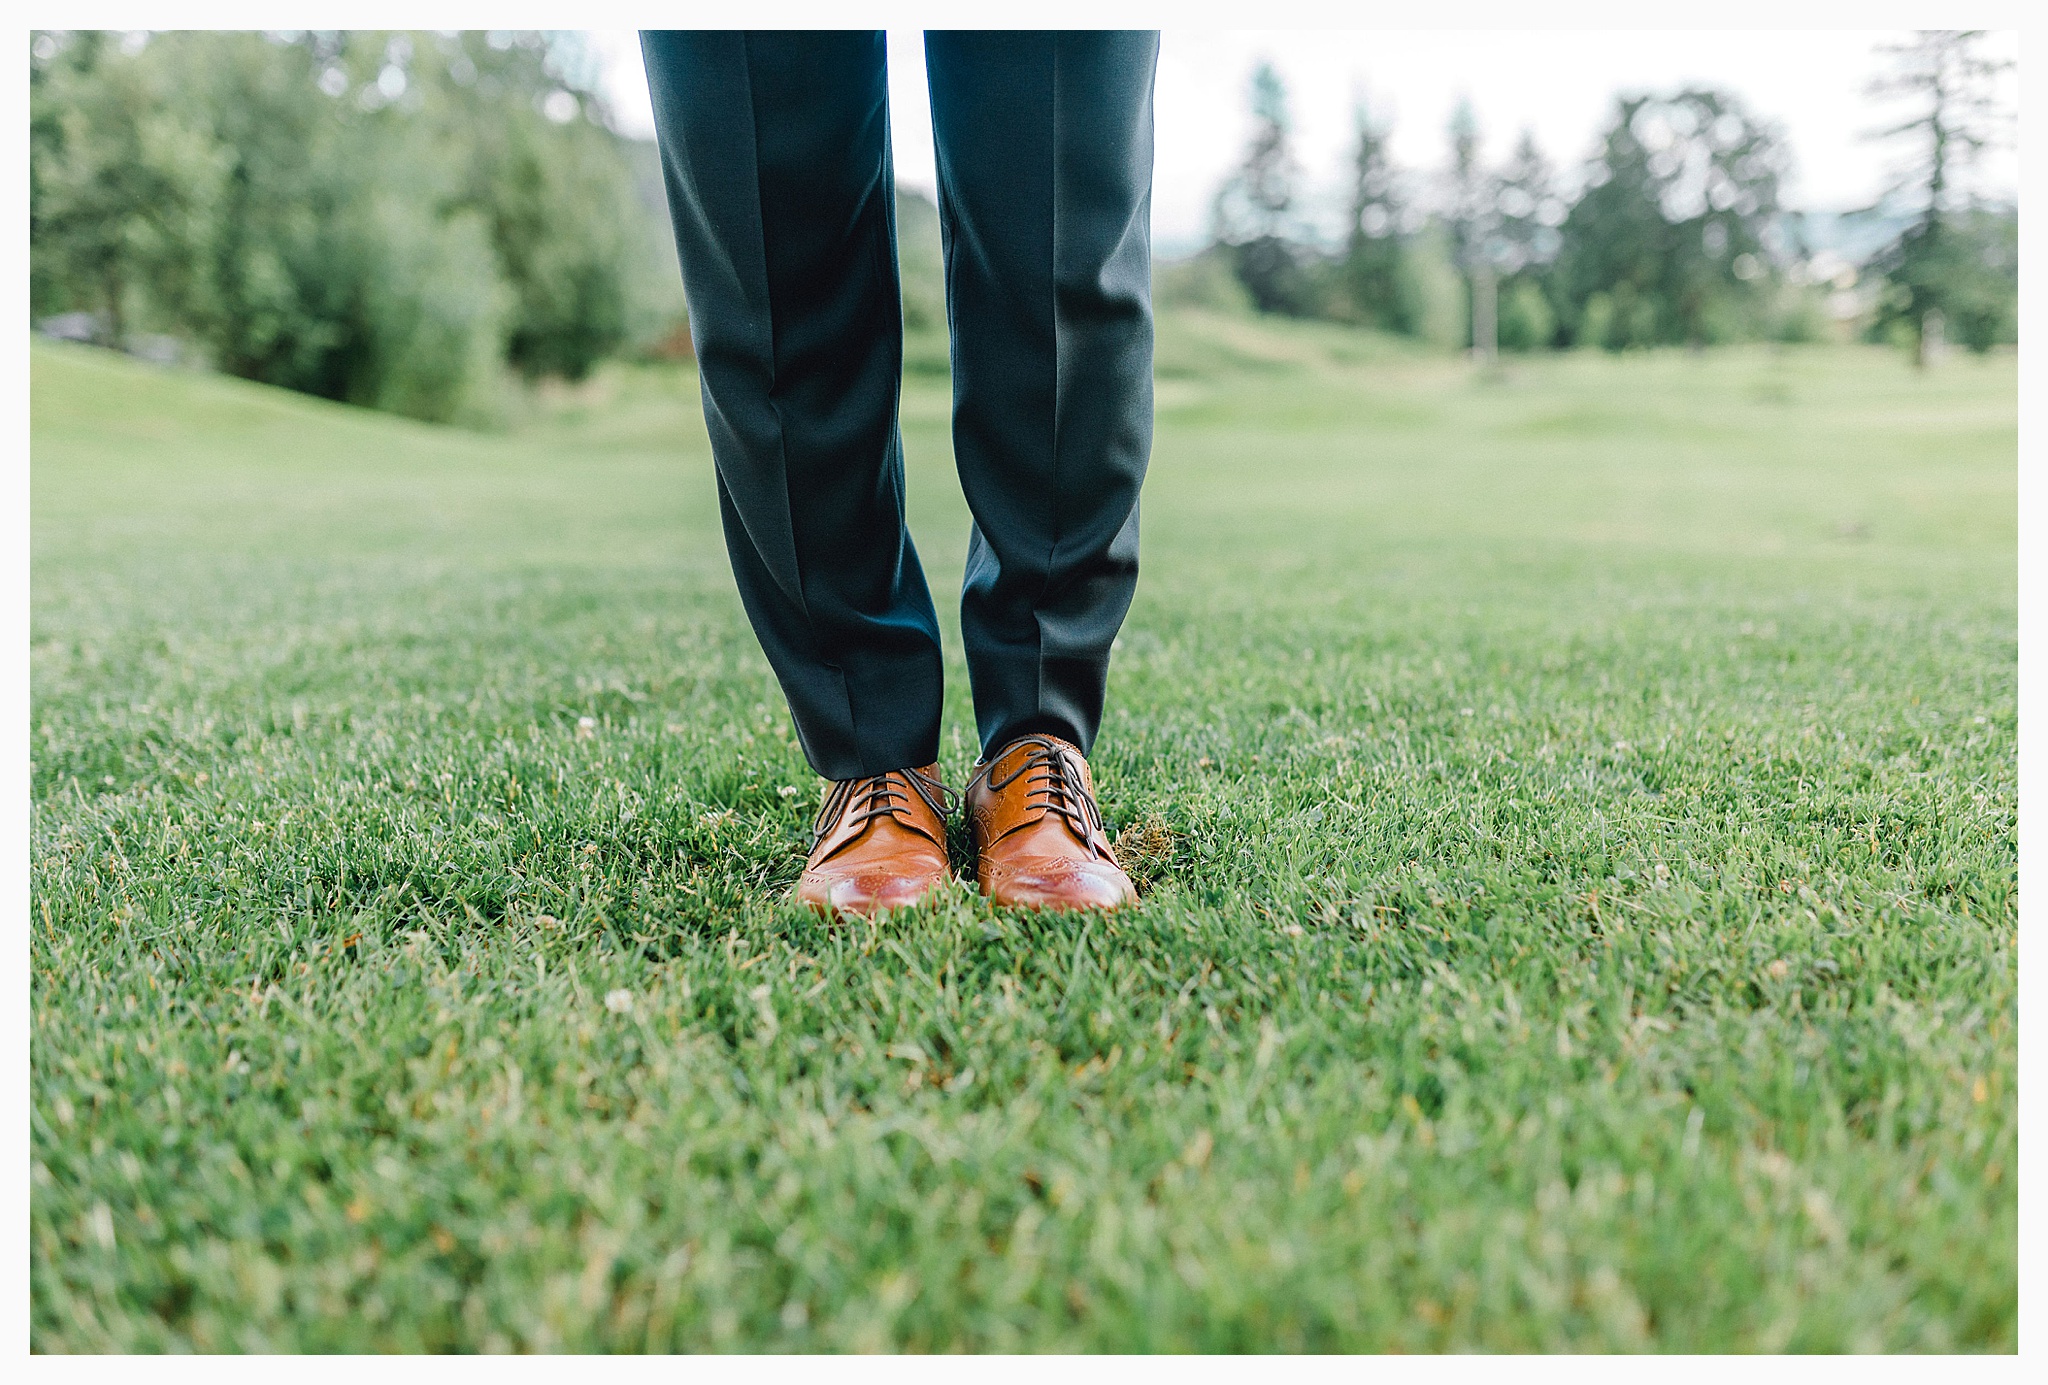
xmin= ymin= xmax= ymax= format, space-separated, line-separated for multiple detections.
xmin=29 ymin=318 xmax=2016 ymax=1351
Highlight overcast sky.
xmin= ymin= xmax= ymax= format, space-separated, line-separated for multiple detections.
xmin=589 ymin=29 xmax=2019 ymax=256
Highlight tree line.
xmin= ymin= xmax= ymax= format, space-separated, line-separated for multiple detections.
xmin=1186 ymin=31 xmax=2016 ymax=360
xmin=30 ymin=30 xmax=2016 ymax=430
xmin=30 ymin=30 xmax=684 ymax=424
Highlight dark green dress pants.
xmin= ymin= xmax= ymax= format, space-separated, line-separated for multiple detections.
xmin=639 ymin=30 xmax=1157 ymax=781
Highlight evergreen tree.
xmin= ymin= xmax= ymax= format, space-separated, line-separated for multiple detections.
xmin=1340 ymin=94 xmax=1405 ymax=332
xmin=1211 ymin=61 xmax=1313 ymax=316
xmin=1491 ymin=130 xmax=1564 ymax=350
xmin=1492 ymin=128 xmax=1563 ymax=278
xmin=1444 ymin=97 xmax=1485 ymax=283
xmin=1862 ymin=31 xmax=2016 ymax=361
xmin=1443 ymin=98 xmax=1489 ymax=349
xmin=1554 ymin=88 xmax=1785 ymax=348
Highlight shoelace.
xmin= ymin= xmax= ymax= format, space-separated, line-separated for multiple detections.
xmin=812 ymin=765 xmax=955 ymax=848
xmin=971 ymin=735 xmax=1108 ymax=849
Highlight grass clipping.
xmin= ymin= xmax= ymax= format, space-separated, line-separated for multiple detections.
xmin=1113 ymin=813 xmax=1175 ymax=893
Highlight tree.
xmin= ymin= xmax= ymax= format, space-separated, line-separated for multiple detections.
xmin=30 ymin=30 xmax=671 ymax=422
xmin=172 ymin=29 xmax=512 ymax=416
xmin=1553 ymin=88 xmax=1786 ymax=349
xmin=1862 ymin=30 xmax=2016 ymax=362
xmin=1443 ymin=97 xmax=1487 ymax=343
xmin=29 ymin=32 xmax=226 ymax=347
xmin=1339 ymin=93 xmax=1405 ymax=332
xmin=1490 ymin=129 xmax=1564 ymax=351
xmin=1441 ymin=103 xmax=1490 ymax=278
xmin=1211 ymin=61 xmax=1313 ymax=316
xmin=435 ymin=31 xmax=654 ymax=381
xmin=1492 ymin=129 xmax=1564 ymax=280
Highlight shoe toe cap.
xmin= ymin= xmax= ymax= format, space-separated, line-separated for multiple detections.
xmin=800 ymin=866 xmax=944 ymax=918
xmin=987 ymin=856 xmax=1136 ymax=910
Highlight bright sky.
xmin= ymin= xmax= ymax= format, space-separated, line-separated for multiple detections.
xmin=589 ymin=29 xmax=2019 ymax=256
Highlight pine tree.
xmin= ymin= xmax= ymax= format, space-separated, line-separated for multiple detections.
xmin=1340 ymin=94 xmax=1404 ymax=332
xmin=1444 ymin=98 xmax=1487 ymax=350
xmin=1863 ymin=31 xmax=2015 ymax=363
xmin=1491 ymin=129 xmax=1562 ymax=350
xmin=1492 ymin=129 xmax=1561 ymax=277
xmin=1211 ymin=61 xmax=1312 ymax=316
xmin=1554 ymin=89 xmax=1784 ymax=349
xmin=1444 ymin=97 xmax=1484 ymax=278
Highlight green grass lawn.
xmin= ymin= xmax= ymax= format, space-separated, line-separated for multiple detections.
xmin=30 ymin=320 xmax=2016 ymax=1351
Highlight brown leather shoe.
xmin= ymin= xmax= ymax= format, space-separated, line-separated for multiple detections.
xmin=966 ymin=735 xmax=1137 ymax=911
xmin=795 ymin=765 xmax=954 ymax=919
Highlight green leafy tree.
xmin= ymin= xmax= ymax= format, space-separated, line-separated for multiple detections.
xmin=1554 ymin=88 xmax=1786 ymax=348
xmin=1861 ymin=31 xmax=2016 ymax=360
xmin=30 ymin=30 xmax=668 ymax=422
xmin=173 ymin=31 xmax=372 ymax=394
xmin=1396 ymin=224 xmax=1466 ymax=354
xmin=172 ymin=30 xmax=509 ymax=418
xmin=436 ymin=31 xmax=648 ymax=381
xmin=894 ymin=188 xmax=945 ymax=333
xmin=29 ymin=31 xmax=227 ymax=346
xmin=1496 ymin=280 xmax=1556 ymax=353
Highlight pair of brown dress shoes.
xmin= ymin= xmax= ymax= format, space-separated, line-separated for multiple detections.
xmin=795 ymin=734 xmax=1138 ymax=918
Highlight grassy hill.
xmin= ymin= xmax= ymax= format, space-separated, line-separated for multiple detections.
xmin=30 ymin=327 xmax=2015 ymax=1350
